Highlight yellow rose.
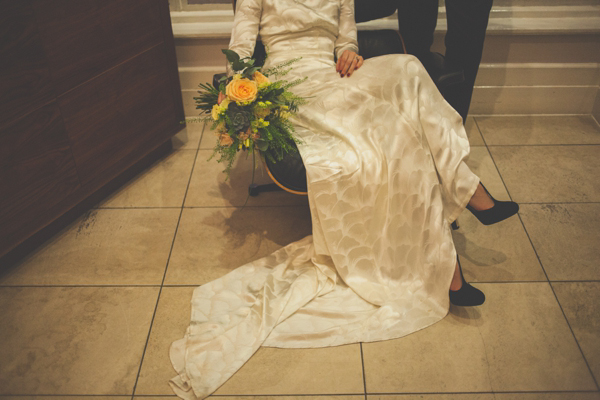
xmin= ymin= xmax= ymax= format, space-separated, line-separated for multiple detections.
xmin=253 ymin=71 xmax=271 ymax=87
xmin=226 ymin=78 xmax=258 ymax=103
xmin=219 ymin=133 xmax=234 ymax=147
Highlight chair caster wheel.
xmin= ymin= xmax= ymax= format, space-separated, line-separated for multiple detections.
xmin=249 ymin=184 xmax=260 ymax=197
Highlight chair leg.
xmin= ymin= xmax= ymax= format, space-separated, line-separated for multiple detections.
xmin=248 ymin=183 xmax=284 ymax=197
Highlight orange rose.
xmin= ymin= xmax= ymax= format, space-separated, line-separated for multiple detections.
xmin=253 ymin=71 xmax=271 ymax=87
xmin=238 ymin=127 xmax=252 ymax=141
xmin=219 ymin=133 xmax=234 ymax=147
xmin=226 ymin=78 xmax=258 ymax=103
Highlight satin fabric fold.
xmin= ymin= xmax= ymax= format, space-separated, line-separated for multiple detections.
xmin=171 ymin=0 xmax=479 ymax=398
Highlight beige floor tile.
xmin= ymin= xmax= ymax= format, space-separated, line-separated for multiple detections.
xmin=0 ymin=397 xmax=130 ymax=400
xmin=173 ymin=122 xmax=204 ymax=150
xmin=135 ymin=287 xmax=195 ymax=395
xmin=519 ymin=204 xmax=600 ymax=281
xmin=135 ymin=287 xmax=364 ymax=396
xmin=553 ymin=282 xmax=600 ymax=382
xmin=200 ymin=121 xmax=217 ymax=149
xmin=186 ymin=150 xmax=309 ymax=207
xmin=135 ymin=397 xmax=362 ymax=400
xmin=97 ymin=149 xmax=196 ymax=208
xmin=0 ymin=209 xmax=180 ymax=285
xmin=453 ymin=211 xmax=544 ymax=283
xmin=465 ymin=117 xmax=485 ymax=146
xmin=368 ymin=395 xmax=495 ymax=400
xmin=494 ymin=393 xmax=600 ymax=400
xmin=164 ymin=206 xmax=312 ymax=285
xmin=476 ymin=116 xmax=600 ymax=146
xmin=362 ymin=283 xmax=596 ymax=393
xmin=0 ymin=287 xmax=158 ymax=395
xmin=214 ymin=344 xmax=364 ymax=395
xmin=369 ymin=394 xmax=600 ymax=400
xmin=454 ymin=146 xmax=541 ymax=282
xmin=489 ymin=145 xmax=600 ymax=203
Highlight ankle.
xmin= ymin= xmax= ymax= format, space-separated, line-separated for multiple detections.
xmin=468 ymin=183 xmax=495 ymax=211
xmin=449 ymin=262 xmax=463 ymax=291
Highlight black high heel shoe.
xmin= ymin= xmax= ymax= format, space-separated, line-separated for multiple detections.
xmin=466 ymin=183 xmax=519 ymax=226
xmin=449 ymin=259 xmax=485 ymax=306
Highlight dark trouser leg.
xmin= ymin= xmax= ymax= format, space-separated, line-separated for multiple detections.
xmin=396 ymin=0 xmax=438 ymax=61
xmin=354 ymin=0 xmax=397 ymax=23
xmin=443 ymin=0 xmax=493 ymax=121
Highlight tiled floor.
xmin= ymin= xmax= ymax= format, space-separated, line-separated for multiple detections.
xmin=1 ymin=115 xmax=599 ymax=400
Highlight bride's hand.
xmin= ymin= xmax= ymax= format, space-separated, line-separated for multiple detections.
xmin=217 ymin=92 xmax=226 ymax=104
xmin=336 ymin=50 xmax=364 ymax=78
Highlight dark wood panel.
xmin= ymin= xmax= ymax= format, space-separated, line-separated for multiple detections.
xmin=0 ymin=140 xmax=172 ymax=265
xmin=157 ymin=0 xmax=185 ymax=126
xmin=0 ymin=102 xmax=81 ymax=251
xmin=59 ymin=42 xmax=179 ymax=186
xmin=0 ymin=0 xmax=55 ymax=129
xmin=33 ymin=0 xmax=163 ymax=94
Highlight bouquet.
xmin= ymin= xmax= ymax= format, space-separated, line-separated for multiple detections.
xmin=194 ymin=49 xmax=307 ymax=176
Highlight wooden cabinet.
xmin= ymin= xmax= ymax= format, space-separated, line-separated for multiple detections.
xmin=0 ymin=0 xmax=184 ymax=259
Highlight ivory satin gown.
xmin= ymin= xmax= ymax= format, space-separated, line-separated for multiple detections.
xmin=170 ymin=0 xmax=480 ymax=398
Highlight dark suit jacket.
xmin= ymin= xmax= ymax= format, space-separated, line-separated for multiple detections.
xmin=354 ymin=0 xmax=396 ymax=23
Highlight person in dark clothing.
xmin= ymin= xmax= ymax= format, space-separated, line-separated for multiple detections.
xmin=354 ymin=0 xmax=494 ymax=122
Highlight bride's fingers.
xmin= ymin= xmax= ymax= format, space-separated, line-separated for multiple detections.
xmin=337 ymin=51 xmax=352 ymax=75
xmin=347 ymin=58 xmax=359 ymax=77
xmin=336 ymin=50 xmax=348 ymax=72
xmin=341 ymin=53 xmax=357 ymax=76
xmin=356 ymin=56 xmax=364 ymax=69
xmin=347 ymin=56 xmax=364 ymax=77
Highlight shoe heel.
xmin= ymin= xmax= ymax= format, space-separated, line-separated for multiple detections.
xmin=449 ymin=258 xmax=485 ymax=307
xmin=467 ymin=183 xmax=519 ymax=226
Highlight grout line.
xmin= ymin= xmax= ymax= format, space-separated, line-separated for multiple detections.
xmin=365 ymin=390 xmax=600 ymax=395
xmin=198 ymin=394 xmax=365 ymax=397
xmin=486 ymin=143 xmax=600 ymax=147
xmin=181 ymin=204 xmax=310 ymax=209
xmin=476 ymin=117 xmax=553 ymax=285
xmin=360 ymin=343 xmax=368 ymax=399
xmin=548 ymin=281 xmax=600 ymax=391
xmin=479 ymin=127 xmax=600 ymax=389
xmin=6 ymin=391 xmax=600 ymax=397
xmin=0 ymin=284 xmax=162 ymax=288
xmin=91 ymin=206 xmax=183 ymax=210
xmin=517 ymin=201 xmax=600 ymax=205
xmin=130 ymin=123 xmax=205 ymax=399
xmin=483 ymin=125 xmax=600 ymax=392
xmin=470 ymin=113 xmax=598 ymax=117
xmin=472 ymin=117 xmax=600 ymax=388
xmin=4 ymin=280 xmax=599 ymax=289
xmin=91 ymin=204 xmax=314 ymax=210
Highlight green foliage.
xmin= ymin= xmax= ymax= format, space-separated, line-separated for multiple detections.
xmin=262 ymin=57 xmax=303 ymax=78
xmin=196 ymin=49 xmax=308 ymax=178
xmin=194 ymin=83 xmax=219 ymax=115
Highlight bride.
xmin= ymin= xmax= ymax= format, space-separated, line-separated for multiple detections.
xmin=170 ymin=0 xmax=518 ymax=398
